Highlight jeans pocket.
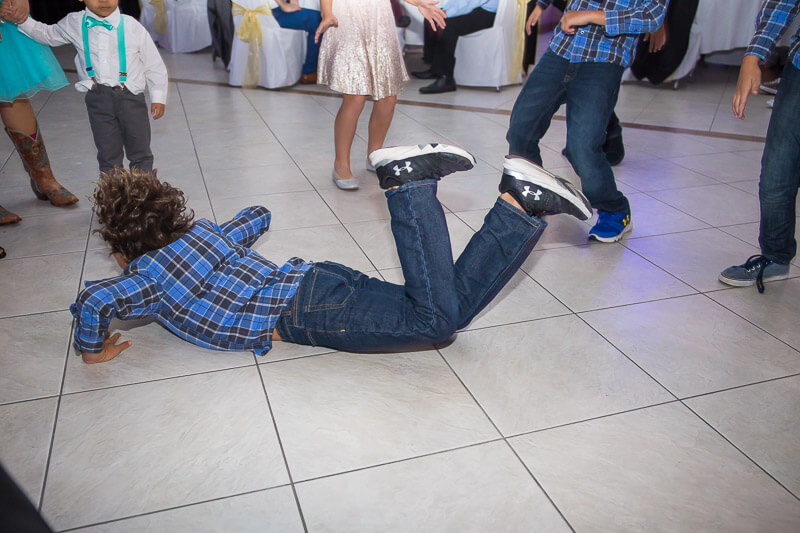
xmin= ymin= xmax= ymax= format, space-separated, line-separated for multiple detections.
xmin=305 ymin=267 xmax=354 ymax=312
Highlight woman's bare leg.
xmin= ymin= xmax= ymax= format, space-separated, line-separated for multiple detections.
xmin=367 ymin=95 xmax=397 ymax=154
xmin=333 ymin=94 xmax=367 ymax=180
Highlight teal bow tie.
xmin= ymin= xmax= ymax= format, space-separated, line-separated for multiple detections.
xmin=85 ymin=16 xmax=113 ymax=30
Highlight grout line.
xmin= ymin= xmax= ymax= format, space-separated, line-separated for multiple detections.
xmin=253 ymin=362 xmax=309 ymax=532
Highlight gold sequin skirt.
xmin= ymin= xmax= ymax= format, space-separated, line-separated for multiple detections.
xmin=318 ymin=0 xmax=409 ymax=100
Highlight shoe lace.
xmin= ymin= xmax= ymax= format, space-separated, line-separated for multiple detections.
xmin=743 ymin=254 xmax=771 ymax=294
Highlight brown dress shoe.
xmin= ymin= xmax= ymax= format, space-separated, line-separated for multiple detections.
xmin=299 ymin=72 xmax=317 ymax=85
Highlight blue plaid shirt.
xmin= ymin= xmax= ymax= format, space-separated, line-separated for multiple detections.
xmin=70 ymin=206 xmax=310 ymax=356
xmin=747 ymin=0 xmax=800 ymax=69
xmin=537 ymin=0 xmax=669 ymax=67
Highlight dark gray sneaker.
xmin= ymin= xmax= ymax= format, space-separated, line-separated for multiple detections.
xmin=500 ymin=156 xmax=592 ymax=220
xmin=368 ymin=144 xmax=476 ymax=189
xmin=719 ymin=254 xmax=790 ymax=293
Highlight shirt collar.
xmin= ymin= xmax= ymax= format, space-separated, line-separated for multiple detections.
xmin=84 ymin=7 xmax=121 ymax=26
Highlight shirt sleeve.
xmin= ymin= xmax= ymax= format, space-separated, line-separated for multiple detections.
xmin=17 ymin=15 xmax=73 ymax=46
xmin=604 ymin=0 xmax=668 ymax=36
xmin=746 ymin=0 xmax=800 ymax=61
xmin=70 ymin=274 xmax=160 ymax=354
xmin=218 ymin=206 xmax=272 ymax=248
xmin=135 ymin=20 xmax=169 ymax=104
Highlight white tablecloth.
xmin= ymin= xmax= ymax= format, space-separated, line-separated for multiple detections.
xmin=672 ymin=0 xmax=761 ymax=80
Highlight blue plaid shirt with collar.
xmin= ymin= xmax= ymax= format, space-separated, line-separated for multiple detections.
xmin=70 ymin=206 xmax=310 ymax=356
xmin=536 ymin=0 xmax=669 ymax=67
xmin=747 ymin=0 xmax=800 ymax=69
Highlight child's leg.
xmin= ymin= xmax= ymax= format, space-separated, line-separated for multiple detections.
xmin=0 ymin=100 xmax=37 ymax=134
xmin=276 ymin=180 xmax=459 ymax=351
xmin=333 ymin=94 xmax=367 ymax=179
xmin=757 ymin=63 xmax=800 ymax=264
xmin=85 ymin=85 xmax=125 ymax=172
xmin=116 ymin=89 xmax=154 ymax=172
xmin=367 ymin=95 xmax=397 ymax=154
xmin=563 ymin=62 xmax=628 ymax=214
xmin=506 ymin=51 xmax=569 ymax=164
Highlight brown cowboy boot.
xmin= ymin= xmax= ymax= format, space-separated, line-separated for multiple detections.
xmin=5 ymin=125 xmax=78 ymax=207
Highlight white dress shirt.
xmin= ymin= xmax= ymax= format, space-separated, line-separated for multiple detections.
xmin=19 ymin=8 xmax=168 ymax=104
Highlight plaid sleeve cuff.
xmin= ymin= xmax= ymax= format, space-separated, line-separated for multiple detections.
xmin=746 ymin=40 xmax=773 ymax=62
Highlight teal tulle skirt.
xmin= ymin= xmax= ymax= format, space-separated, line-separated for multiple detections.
xmin=0 ymin=21 xmax=68 ymax=102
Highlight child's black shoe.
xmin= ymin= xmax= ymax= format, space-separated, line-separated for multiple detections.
xmin=500 ymin=156 xmax=592 ymax=220
xmin=369 ymin=144 xmax=475 ymax=189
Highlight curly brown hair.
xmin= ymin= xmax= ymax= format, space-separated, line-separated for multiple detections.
xmin=92 ymin=168 xmax=195 ymax=260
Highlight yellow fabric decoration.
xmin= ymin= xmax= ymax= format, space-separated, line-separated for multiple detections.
xmin=509 ymin=0 xmax=526 ymax=83
xmin=232 ymin=2 xmax=273 ymax=87
xmin=150 ymin=0 xmax=167 ymax=36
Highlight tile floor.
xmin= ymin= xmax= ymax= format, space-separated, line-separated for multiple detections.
xmin=1 ymin=42 xmax=800 ymax=532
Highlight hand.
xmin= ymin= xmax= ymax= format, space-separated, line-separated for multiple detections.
xmin=278 ymin=0 xmax=301 ymax=13
xmin=151 ymin=103 xmax=165 ymax=119
xmin=733 ymin=55 xmax=761 ymax=120
xmin=560 ymin=10 xmax=604 ymax=35
xmin=0 ymin=0 xmax=30 ymax=24
xmin=314 ymin=13 xmax=338 ymax=43
xmin=416 ymin=0 xmax=446 ymax=30
xmin=82 ymin=332 xmax=132 ymax=364
xmin=526 ymin=5 xmax=544 ymax=36
xmin=643 ymin=24 xmax=668 ymax=53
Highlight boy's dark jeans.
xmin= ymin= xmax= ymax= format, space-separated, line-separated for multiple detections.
xmin=85 ymin=84 xmax=153 ymax=173
xmin=275 ymin=180 xmax=546 ymax=351
xmin=507 ymin=50 xmax=629 ymax=214
xmin=759 ymin=62 xmax=800 ymax=265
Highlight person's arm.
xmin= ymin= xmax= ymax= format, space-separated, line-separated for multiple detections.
xmin=526 ymin=1 xmax=553 ymax=35
xmin=275 ymin=0 xmax=301 ymax=13
xmin=314 ymin=0 xmax=337 ymax=43
xmin=733 ymin=0 xmax=799 ymax=119
xmin=218 ymin=206 xmax=272 ymax=247
xmin=643 ymin=20 xmax=668 ymax=53
xmin=70 ymin=274 xmax=160 ymax=363
xmin=15 ymin=11 xmax=73 ymax=47
xmin=137 ymin=22 xmax=168 ymax=119
xmin=0 ymin=0 xmax=29 ymax=23
xmin=599 ymin=0 xmax=667 ymax=36
xmin=403 ymin=0 xmax=447 ymax=30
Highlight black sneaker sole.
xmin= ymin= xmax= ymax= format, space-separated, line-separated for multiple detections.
xmin=369 ymin=144 xmax=476 ymax=189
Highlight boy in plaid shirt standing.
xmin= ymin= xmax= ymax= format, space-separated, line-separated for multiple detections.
xmin=507 ymin=0 xmax=668 ymax=242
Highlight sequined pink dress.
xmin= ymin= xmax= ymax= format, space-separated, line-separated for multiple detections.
xmin=318 ymin=0 xmax=409 ymax=100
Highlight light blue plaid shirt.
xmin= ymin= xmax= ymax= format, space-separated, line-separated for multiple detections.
xmin=70 ymin=206 xmax=310 ymax=355
xmin=747 ymin=0 xmax=800 ymax=69
xmin=537 ymin=0 xmax=669 ymax=67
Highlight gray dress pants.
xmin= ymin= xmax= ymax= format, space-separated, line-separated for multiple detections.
xmin=84 ymin=84 xmax=153 ymax=172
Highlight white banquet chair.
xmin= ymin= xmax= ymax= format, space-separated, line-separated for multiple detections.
xmin=228 ymin=0 xmax=306 ymax=89
xmin=140 ymin=0 xmax=213 ymax=53
xmin=453 ymin=0 xmax=524 ymax=89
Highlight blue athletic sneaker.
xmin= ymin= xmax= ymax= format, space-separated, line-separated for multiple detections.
xmin=588 ymin=210 xmax=632 ymax=242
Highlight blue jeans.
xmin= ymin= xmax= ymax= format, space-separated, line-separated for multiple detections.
xmin=275 ymin=180 xmax=546 ymax=351
xmin=507 ymin=51 xmax=628 ymax=214
xmin=759 ymin=62 xmax=800 ymax=265
xmin=272 ymin=8 xmax=321 ymax=75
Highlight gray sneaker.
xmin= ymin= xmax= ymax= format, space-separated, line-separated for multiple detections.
xmin=719 ymin=255 xmax=789 ymax=293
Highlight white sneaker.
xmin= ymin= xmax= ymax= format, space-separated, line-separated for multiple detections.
xmin=759 ymin=79 xmax=780 ymax=95
xmin=767 ymin=98 xmax=774 ymax=109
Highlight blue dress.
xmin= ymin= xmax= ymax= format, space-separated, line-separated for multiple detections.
xmin=0 ymin=17 xmax=68 ymax=102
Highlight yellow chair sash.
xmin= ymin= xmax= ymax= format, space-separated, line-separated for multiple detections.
xmin=150 ymin=0 xmax=167 ymax=36
xmin=232 ymin=2 xmax=273 ymax=87
xmin=509 ymin=0 xmax=526 ymax=83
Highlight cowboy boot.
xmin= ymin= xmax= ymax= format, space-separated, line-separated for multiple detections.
xmin=5 ymin=124 xmax=78 ymax=207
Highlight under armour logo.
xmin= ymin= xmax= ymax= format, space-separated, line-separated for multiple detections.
xmin=393 ymin=162 xmax=413 ymax=176
xmin=522 ymin=186 xmax=542 ymax=200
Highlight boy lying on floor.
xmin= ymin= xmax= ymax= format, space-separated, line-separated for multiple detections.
xmin=72 ymin=144 xmax=591 ymax=363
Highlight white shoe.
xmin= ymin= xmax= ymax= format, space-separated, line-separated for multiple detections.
xmin=759 ymin=79 xmax=780 ymax=95
xmin=331 ymin=169 xmax=359 ymax=190
xmin=767 ymin=98 xmax=774 ymax=109
xmin=366 ymin=159 xmax=376 ymax=173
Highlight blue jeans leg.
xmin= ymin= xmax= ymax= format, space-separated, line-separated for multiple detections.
xmin=507 ymin=51 xmax=569 ymax=165
xmin=564 ymin=61 xmax=628 ymax=213
xmin=273 ymin=8 xmax=322 ymax=75
xmin=759 ymin=63 xmax=800 ymax=264
xmin=276 ymin=182 xmax=546 ymax=351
